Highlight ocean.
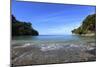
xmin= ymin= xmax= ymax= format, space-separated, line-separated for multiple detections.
xmin=11 ymin=35 xmax=96 ymax=66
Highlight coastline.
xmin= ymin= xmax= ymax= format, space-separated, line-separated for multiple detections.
xmin=11 ymin=41 xmax=96 ymax=66
xmin=72 ymin=33 xmax=95 ymax=36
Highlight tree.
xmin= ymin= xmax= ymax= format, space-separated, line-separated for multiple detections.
xmin=12 ymin=15 xmax=39 ymax=36
xmin=72 ymin=14 xmax=96 ymax=34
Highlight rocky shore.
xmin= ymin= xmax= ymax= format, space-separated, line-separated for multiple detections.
xmin=11 ymin=42 xmax=96 ymax=67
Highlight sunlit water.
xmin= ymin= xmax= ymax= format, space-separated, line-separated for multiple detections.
xmin=12 ymin=35 xmax=95 ymax=45
xmin=11 ymin=35 xmax=96 ymax=66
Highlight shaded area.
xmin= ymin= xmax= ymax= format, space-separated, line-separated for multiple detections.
xmin=12 ymin=15 xmax=39 ymax=36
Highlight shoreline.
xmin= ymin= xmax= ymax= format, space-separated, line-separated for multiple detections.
xmin=11 ymin=42 xmax=96 ymax=66
xmin=72 ymin=33 xmax=95 ymax=36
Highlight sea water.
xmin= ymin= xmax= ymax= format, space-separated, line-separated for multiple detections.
xmin=11 ymin=35 xmax=96 ymax=66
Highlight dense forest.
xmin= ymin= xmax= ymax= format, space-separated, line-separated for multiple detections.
xmin=12 ymin=15 xmax=39 ymax=36
xmin=72 ymin=14 xmax=96 ymax=35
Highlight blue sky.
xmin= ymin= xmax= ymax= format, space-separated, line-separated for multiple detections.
xmin=12 ymin=0 xmax=96 ymax=35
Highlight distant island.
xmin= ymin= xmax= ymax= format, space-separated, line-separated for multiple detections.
xmin=72 ymin=14 xmax=96 ymax=36
xmin=12 ymin=15 xmax=39 ymax=36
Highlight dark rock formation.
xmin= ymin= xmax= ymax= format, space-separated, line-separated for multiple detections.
xmin=12 ymin=15 xmax=39 ymax=36
xmin=72 ymin=14 xmax=96 ymax=35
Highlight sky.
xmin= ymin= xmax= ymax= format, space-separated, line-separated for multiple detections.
xmin=12 ymin=0 xmax=96 ymax=35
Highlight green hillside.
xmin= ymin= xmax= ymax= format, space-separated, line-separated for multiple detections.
xmin=12 ymin=15 xmax=39 ymax=36
xmin=72 ymin=14 xmax=96 ymax=35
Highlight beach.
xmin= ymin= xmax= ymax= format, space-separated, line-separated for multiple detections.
xmin=11 ymin=35 xmax=96 ymax=66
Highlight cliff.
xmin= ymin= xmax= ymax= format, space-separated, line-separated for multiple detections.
xmin=12 ymin=15 xmax=39 ymax=36
xmin=72 ymin=14 xmax=96 ymax=35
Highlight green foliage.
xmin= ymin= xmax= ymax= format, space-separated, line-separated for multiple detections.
xmin=72 ymin=14 xmax=96 ymax=34
xmin=12 ymin=15 xmax=39 ymax=36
